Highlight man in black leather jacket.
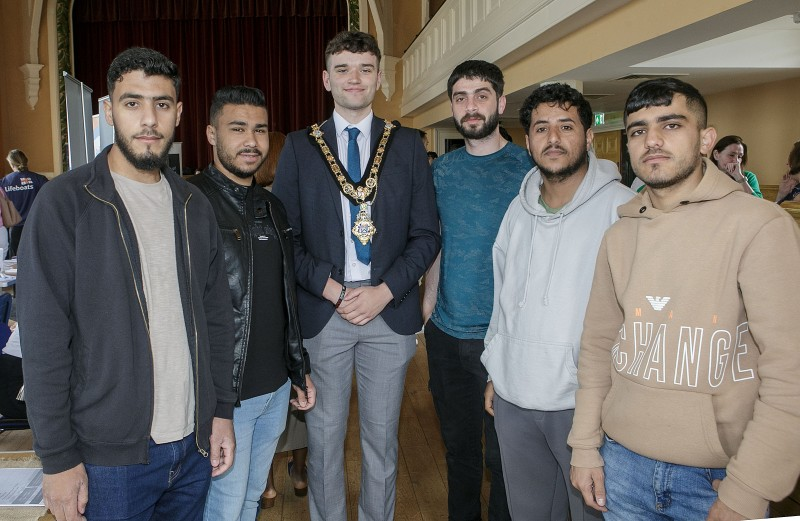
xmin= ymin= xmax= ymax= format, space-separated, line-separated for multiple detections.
xmin=189 ymin=85 xmax=315 ymax=521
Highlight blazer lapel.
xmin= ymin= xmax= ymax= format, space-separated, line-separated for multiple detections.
xmin=320 ymin=118 xmax=345 ymax=224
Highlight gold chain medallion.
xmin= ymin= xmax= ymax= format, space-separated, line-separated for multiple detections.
xmin=309 ymin=120 xmax=395 ymax=244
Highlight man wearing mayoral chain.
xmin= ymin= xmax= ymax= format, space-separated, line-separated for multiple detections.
xmin=272 ymin=30 xmax=440 ymax=521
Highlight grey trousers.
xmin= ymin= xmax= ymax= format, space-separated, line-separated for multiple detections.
xmin=494 ymin=396 xmax=603 ymax=521
xmin=304 ymin=312 xmax=416 ymax=521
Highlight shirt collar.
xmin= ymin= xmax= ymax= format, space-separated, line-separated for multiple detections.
xmin=332 ymin=110 xmax=373 ymax=139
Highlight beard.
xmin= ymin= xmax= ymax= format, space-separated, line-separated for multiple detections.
xmin=639 ymin=151 xmax=699 ymax=190
xmin=115 ymin=131 xmax=173 ymax=172
xmin=538 ymin=148 xmax=589 ymax=183
xmin=216 ymin=146 xmax=264 ymax=180
xmin=454 ymin=109 xmax=500 ymax=140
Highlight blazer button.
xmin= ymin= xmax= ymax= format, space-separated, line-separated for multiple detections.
xmin=340 ymin=230 xmax=344 ymax=237
xmin=338 ymin=269 xmax=343 ymax=275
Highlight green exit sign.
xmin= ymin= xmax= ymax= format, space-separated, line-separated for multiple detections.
xmin=594 ymin=113 xmax=605 ymax=126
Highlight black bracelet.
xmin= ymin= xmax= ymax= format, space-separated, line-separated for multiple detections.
xmin=334 ymin=285 xmax=346 ymax=308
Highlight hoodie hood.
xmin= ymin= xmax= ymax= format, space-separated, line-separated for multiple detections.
xmin=519 ymin=152 xmax=623 ymax=217
xmin=619 ymin=157 xmax=743 ymax=220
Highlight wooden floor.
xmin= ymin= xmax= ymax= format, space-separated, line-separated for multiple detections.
xmin=3 ymin=334 xmax=797 ymax=520
xmin=256 ymin=334 xmax=489 ymax=521
xmin=0 ymin=334 xmax=490 ymax=521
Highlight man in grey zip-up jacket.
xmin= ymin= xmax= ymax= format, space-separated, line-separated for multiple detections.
xmin=481 ymin=83 xmax=634 ymax=520
xmin=17 ymin=48 xmax=236 ymax=521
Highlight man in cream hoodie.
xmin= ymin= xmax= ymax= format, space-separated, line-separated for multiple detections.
xmin=569 ymin=78 xmax=800 ymax=520
xmin=481 ymin=83 xmax=633 ymax=519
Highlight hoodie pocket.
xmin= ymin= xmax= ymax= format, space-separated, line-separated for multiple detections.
xmin=484 ymin=333 xmax=579 ymax=410
xmin=601 ymin=376 xmax=730 ymax=468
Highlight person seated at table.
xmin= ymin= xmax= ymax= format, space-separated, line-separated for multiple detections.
xmin=0 ymin=324 xmax=26 ymax=419
xmin=711 ymin=135 xmax=762 ymax=197
xmin=776 ymin=140 xmax=800 ymax=203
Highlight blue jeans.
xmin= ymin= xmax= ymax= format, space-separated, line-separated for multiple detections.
xmin=203 ymin=378 xmax=290 ymax=521
xmin=600 ymin=436 xmax=726 ymax=521
xmin=84 ymin=432 xmax=211 ymax=521
xmin=425 ymin=321 xmax=509 ymax=521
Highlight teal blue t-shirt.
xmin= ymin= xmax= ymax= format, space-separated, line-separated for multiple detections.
xmin=430 ymin=142 xmax=533 ymax=339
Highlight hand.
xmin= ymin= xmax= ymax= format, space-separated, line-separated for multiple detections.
xmin=706 ymin=480 xmax=746 ymax=520
xmin=209 ymin=417 xmax=235 ymax=477
xmin=336 ymin=283 xmax=393 ymax=325
xmin=422 ymin=298 xmax=434 ymax=325
xmin=724 ymin=162 xmax=745 ymax=182
xmin=484 ymin=381 xmax=495 ymax=416
xmin=777 ymin=174 xmax=798 ymax=201
xmin=570 ymin=466 xmax=608 ymax=512
xmin=42 ymin=463 xmax=88 ymax=521
xmin=290 ymin=375 xmax=316 ymax=411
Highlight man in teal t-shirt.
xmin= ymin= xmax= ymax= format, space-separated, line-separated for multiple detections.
xmin=422 ymin=60 xmax=532 ymax=521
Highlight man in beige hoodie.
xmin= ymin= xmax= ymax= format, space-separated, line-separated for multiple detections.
xmin=568 ymin=77 xmax=800 ymax=521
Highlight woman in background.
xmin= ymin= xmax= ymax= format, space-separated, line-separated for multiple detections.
xmin=776 ymin=140 xmax=800 ymax=203
xmin=711 ymin=135 xmax=762 ymax=197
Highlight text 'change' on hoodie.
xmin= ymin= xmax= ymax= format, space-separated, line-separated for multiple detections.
xmin=568 ymin=159 xmax=800 ymax=519
xmin=482 ymin=153 xmax=634 ymax=411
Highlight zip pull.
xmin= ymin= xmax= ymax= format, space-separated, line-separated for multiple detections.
xmin=234 ymin=229 xmax=242 ymax=241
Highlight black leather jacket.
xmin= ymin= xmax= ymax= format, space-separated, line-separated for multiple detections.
xmin=190 ymin=166 xmax=309 ymax=402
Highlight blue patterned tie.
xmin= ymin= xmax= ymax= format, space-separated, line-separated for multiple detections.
xmin=346 ymin=127 xmax=370 ymax=265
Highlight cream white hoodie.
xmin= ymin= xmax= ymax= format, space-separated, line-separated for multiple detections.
xmin=481 ymin=153 xmax=634 ymax=411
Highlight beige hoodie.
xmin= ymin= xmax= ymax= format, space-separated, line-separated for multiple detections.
xmin=568 ymin=159 xmax=800 ymax=519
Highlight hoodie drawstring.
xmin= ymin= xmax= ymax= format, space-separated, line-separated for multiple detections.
xmin=518 ymin=217 xmax=538 ymax=307
xmin=542 ymin=213 xmax=565 ymax=306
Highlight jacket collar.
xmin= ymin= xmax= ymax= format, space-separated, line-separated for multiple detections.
xmin=203 ymin=163 xmax=253 ymax=201
xmin=85 ymin=145 xmax=192 ymax=204
xmin=319 ymin=114 xmax=387 ymax=159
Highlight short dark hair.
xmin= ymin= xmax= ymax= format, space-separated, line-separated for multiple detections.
xmin=624 ymin=77 xmax=707 ymax=128
xmin=209 ymin=85 xmax=267 ymax=125
xmin=447 ymin=60 xmax=504 ymax=99
xmin=107 ymin=47 xmax=180 ymax=98
xmin=518 ymin=83 xmax=593 ymax=134
xmin=712 ymin=135 xmax=748 ymax=167
xmin=324 ymin=31 xmax=381 ymax=69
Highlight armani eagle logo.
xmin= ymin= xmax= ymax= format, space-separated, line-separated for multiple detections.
xmin=646 ymin=296 xmax=670 ymax=311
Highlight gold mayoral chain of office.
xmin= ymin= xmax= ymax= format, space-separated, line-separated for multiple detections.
xmin=308 ymin=119 xmax=396 ymax=246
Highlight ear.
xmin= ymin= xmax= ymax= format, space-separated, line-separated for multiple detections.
xmin=175 ymin=101 xmax=183 ymax=127
xmin=525 ymin=133 xmax=531 ymax=153
xmin=699 ymin=127 xmax=717 ymax=156
xmin=103 ymin=98 xmax=113 ymax=126
xmin=322 ymin=70 xmax=332 ymax=92
xmin=585 ymin=128 xmax=594 ymax=150
xmin=376 ymin=69 xmax=383 ymax=90
xmin=498 ymin=95 xmax=507 ymax=116
xmin=206 ymin=124 xmax=216 ymax=147
xmin=712 ymin=149 xmax=720 ymax=161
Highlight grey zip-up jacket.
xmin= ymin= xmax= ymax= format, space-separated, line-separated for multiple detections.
xmin=17 ymin=146 xmax=236 ymax=474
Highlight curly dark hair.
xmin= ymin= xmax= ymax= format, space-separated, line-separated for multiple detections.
xmin=106 ymin=47 xmax=180 ymax=98
xmin=518 ymin=83 xmax=593 ymax=134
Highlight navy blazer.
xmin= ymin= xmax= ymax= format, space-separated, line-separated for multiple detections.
xmin=272 ymin=116 xmax=441 ymax=338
